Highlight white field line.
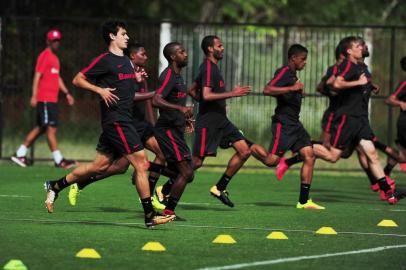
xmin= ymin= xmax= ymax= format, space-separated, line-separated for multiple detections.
xmin=0 ymin=218 xmax=405 ymax=238
xmin=0 ymin=194 xmax=31 ymax=198
xmin=196 ymin=244 xmax=406 ymax=270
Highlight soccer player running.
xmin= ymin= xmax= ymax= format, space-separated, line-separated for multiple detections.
xmin=311 ymin=36 xmax=397 ymax=204
xmin=11 ymin=29 xmax=77 ymax=169
xmin=152 ymin=42 xmax=194 ymax=218
xmin=44 ymin=21 xmax=175 ymax=227
xmin=67 ymin=42 xmax=166 ymax=211
xmin=316 ymin=44 xmax=345 ymax=148
xmin=249 ymin=44 xmax=325 ymax=209
xmin=191 ymin=35 xmax=251 ymax=207
xmin=385 ymin=56 xmax=406 ymax=174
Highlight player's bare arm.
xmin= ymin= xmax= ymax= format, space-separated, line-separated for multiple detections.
xmin=72 ymin=72 xmax=119 ymax=107
xmin=202 ymin=85 xmax=250 ymax=101
xmin=264 ymin=80 xmax=303 ymax=96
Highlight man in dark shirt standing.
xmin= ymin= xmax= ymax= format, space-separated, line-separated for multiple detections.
xmin=192 ymin=35 xmax=251 ymax=207
xmin=250 ymin=44 xmax=324 ymax=209
xmin=43 ymin=21 xmax=175 ymax=227
xmin=152 ymin=42 xmax=194 ymax=217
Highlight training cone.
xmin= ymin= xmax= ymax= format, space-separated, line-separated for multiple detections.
xmin=142 ymin=242 xmax=166 ymax=251
xmin=267 ymin=231 xmax=288 ymax=240
xmin=377 ymin=219 xmax=398 ymax=227
xmin=212 ymin=234 xmax=236 ymax=244
xmin=3 ymin=260 xmax=27 ymax=270
xmin=316 ymin=227 xmax=337 ymax=235
xmin=75 ymin=248 xmax=101 ymax=259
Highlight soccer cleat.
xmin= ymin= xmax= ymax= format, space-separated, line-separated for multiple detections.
xmin=155 ymin=185 xmax=167 ymax=204
xmin=68 ymin=183 xmax=80 ymax=206
xmin=162 ymin=209 xmax=186 ymax=221
xmin=296 ymin=199 xmax=325 ymax=210
xmin=44 ymin=181 xmax=59 ymax=213
xmin=275 ymin=157 xmax=289 ymax=181
xmin=385 ymin=191 xmax=398 ymax=205
xmin=386 ymin=176 xmax=396 ymax=190
xmin=371 ymin=183 xmax=380 ymax=192
xmin=151 ymin=196 xmax=166 ymax=211
xmin=144 ymin=212 xmax=176 ymax=228
xmin=55 ymin=158 xmax=77 ymax=169
xmin=11 ymin=156 xmax=29 ymax=168
xmin=210 ymin=186 xmax=234 ymax=207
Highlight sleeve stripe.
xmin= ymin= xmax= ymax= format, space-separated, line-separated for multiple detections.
xmin=339 ymin=61 xmax=352 ymax=77
xmin=157 ymin=68 xmax=172 ymax=94
xmin=206 ymin=59 xmax=211 ymax=86
xmin=270 ymin=66 xmax=289 ymax=86
xmin=81 ymin=52 xmax=109 ymax=75
xmin=392 ymin=80 xmax=406 ymax=97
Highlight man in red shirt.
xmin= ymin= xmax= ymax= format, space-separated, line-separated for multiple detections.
xmin=11 ymin=29 xmax=77 ymax=169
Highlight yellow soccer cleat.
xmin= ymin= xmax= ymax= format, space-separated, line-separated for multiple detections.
xmin=296 ymin=199 xmax=325 ymax=210
xmin=68 ymin=183 xmax=80 ymax=206
xmin=155 ymin=185 xmax=166 ymax=203
xmin=151 ymin=195 xmax=166 ymax=211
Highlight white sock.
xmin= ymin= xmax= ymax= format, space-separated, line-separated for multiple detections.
xmin=16 ymin=145 xmax=28 ymax=157
xmin=52 ymin=150 xmax=63 ymax=164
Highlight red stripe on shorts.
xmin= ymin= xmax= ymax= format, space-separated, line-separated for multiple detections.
xmin=333 ymin=114 xmax=347 ymax=148
xmin=271 ymin=123 xmax=282 ymax=155
xmin=114 ymin=122 xmax=131 ymax=154
xmin=200 ymin=128 xmax=207 ymax=157
xmin=166 ymin=130 xmax=182 ymax=161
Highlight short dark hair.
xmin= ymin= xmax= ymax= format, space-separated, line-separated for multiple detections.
xmin=101 ymin=20 xmax=127 ymax=45
xmin=163 ymin=42 xmax=181 ymax=62
xmin=338 ymin=36 xmax=359 ymax=57
xmin=124 ymin=42 xmax=145 ymax=57
xmin=287 ymin=44 xmax=308 ymax=59
xmin=335 ymin=43 xmax=344 ymax=61
xmin=201 ymin=35 xmax=220 ymax=55
xmin=401 ymin=57 xmax=406 ymax=72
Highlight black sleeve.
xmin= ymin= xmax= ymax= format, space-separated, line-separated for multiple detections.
xmin=337 ymin=60 xmax=358 ymax=81
xmin=268 ymin=67 xmax=292 ymax=87
xmin=156 ymin=68 xmax=176 ymax=98
xmin=81 ymin=53 xmax=109 ymax=80
xmin=392 ymin=80 xmax=406 ymax=99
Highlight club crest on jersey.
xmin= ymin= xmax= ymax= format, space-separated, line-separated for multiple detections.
xmin=51 ymin=67 xmax=59 ymax=74
xmin=219 ymin=80 xmax=225 ymax=88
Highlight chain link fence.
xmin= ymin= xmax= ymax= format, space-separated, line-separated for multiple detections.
xmin=1 ymin=16 xmax=405 ymax=168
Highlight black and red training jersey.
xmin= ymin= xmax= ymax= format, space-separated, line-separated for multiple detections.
xmin=194 ymin=58 xmax=226 ymax=115
xmin=267 ymin=65 xmax=302 ymax=123
xmin=155 ymin=66 xmax=188 ymax=128
xmin=391 ymin=79 xmax=406 ymax=121
xmin=321 ymin=64 xmax=341 ymax=113
xmin=81 ymin=52 xmax=139 ymax=126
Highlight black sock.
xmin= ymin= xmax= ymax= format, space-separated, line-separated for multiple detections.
xmin=216 ymin=174 xmax=232 ymax=191
xmin=285 ymin=155 xmax=303 ymax=166
xmin=162 ymin=178 xmax=175 ymax=196
xmin=384 ymin=163 xmax=395 ymax=176
xmin=377 ymin=177 xmax=390 ymax=192
xmin=299 ymin=183 xmax=311 ymax=204
xmin=363 ymin=168 xmax=377 ymax=185
xmin=373 ymin=141 xmax=387 ymax=152
xmin=148 ymin=175 xmax=160 ymax=196
xmin=140 ymin=197 xmax=154 ymax=216
xmin=77 ymin=175 xmax=98 ymax=190
xmin=51 ymin=176 xmax=70 ymax=192
xmin=166 ymin=196 xmax=179 ymax=212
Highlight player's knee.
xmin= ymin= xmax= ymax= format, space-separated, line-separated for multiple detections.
xmin=184 ymin=168 xmax=195 ymax=183
xmin=193 ymin=158 xmax=203 ymax=170
xmin=93 ymin=163 xmax=110 ymax=175
xmin=239 ymin=148 xmax=251 ymax=160
xmin=303 ymin=152 xmax=315 ymax=164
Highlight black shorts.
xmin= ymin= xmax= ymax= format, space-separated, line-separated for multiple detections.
xmin=134 ymin=120 xmax=155 ymax=144
xmin=193 ymin=113 xmax=245 ymax=157
xmin=321 ymin=109 xmax=335 ymax=133
xmin=330 ymin=115 xmax=374 ymax=150
xmin=37 ymin=102 xmax=58 ymax=127
xmin=268 ymin=119 xmax=312 ymax=157
xmin=154 ymin=126 xmax=191 ymax=162
xmin=96 ymin=121 xmax=144 ymax=159
xmin=396 ymin=120 xmax=406 ymax=149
